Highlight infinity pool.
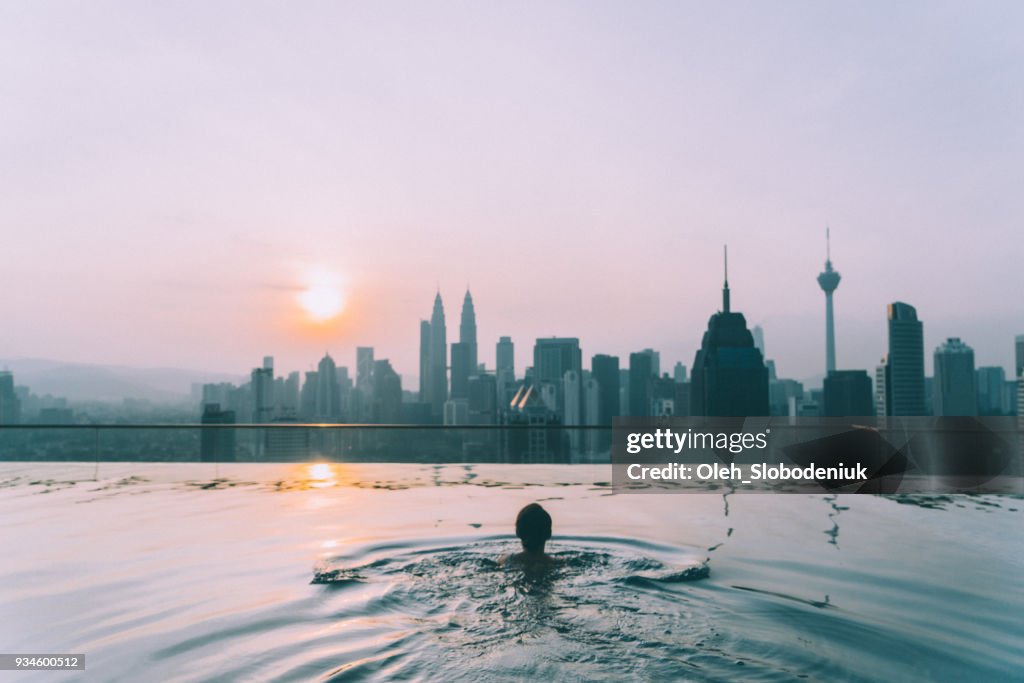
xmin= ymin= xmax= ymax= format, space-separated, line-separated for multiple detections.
xmin=0 ymin=463 xmax=1021 ymax=681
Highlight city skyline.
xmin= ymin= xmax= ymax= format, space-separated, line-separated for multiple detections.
xmin=2 ymin=3 xmax=1022 ymax=380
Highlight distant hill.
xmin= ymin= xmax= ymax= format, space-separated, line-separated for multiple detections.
xmin=0 ymin=358 xmax=245 ymax=404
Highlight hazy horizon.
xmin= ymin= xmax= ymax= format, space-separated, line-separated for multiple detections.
xmin=2 ymin=2 xmax=1022 ymax=383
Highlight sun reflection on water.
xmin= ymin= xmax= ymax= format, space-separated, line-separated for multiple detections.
xmin=307 ymin=463 xmax=337 ymax=488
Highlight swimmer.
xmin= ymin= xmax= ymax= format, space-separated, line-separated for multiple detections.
xmin=500 ymin=503 xmax=558 ymax=569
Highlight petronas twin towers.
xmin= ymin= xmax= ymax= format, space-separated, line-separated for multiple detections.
xmin=420 ymin=289 xmax=477 ymax=420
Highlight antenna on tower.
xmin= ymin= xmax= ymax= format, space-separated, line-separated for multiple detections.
xmin=722 ymin=244 xmax=731 ymax=313
xmin=826 ymin=226 xmax=832 ymax=262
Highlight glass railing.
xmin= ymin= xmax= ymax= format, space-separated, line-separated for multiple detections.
xmin=0 ymin=424 xmax=615 ymax=465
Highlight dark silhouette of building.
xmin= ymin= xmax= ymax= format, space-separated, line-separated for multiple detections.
xmin=628 ymin=351 xmax=655 ymax=417
xmin=885 ymin=302 xmax=925 ymax=416
xmin=460 ymin=289 xmax=478 ymax=372
xmin=532 ymin=337 xmax=582 ymax=420
xmin=496 ymin=336 xmax=516 ymax=408
xmin=690 ymin=248 xmax=769 ymax=416
xmin=467 ymin=373 xmax=497 ymax=425
xmin=933 ymin=337 xmax=977 ymax=416
xmin=976 ymin=366 xmax=1008 ymax=415
xmin=372 ymin=359 xmax=402 ymax=423
xmin=450 ymin=342 xmax=473 ymax=399
xmin=591 ymin=354 xmax=620 ymax=425
xmin=1015 ymin=334 xmax=1024 ymax=379
xmin=0 ymin=371 xmax=20 ymax=425
xmin=823 ymin=370 xmax=873 ymax=416
xmin=420 ymin=293 xmax=448 ymax=421
xmin=200 ymin=403 xmax=236 ymax=462
xmin=316 ymin=353 xmax=341 ymax=420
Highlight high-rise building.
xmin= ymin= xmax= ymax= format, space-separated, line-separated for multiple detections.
xmin=355 ymin=346 xmax=375 ymax=421
xmin=496 ymin=336 xmax=515 ymax=409
xmin=277 ymin=371 xmax=300 ymax=415
xmin=639 ymin=348 xmax=660 ymax=377
xmin=532 ymin=337 xmax=582 ymax=419
xmin=450 ymin=342 xmax=473 ymax=399
xmin=628 ymin=352 xmax=655 ymax=417
xmin=563 ymin=370 xmax=582 ymax=426
xmin=423 ymin=293 xmax=448 ymax=420
xmin=0 ymin=371 xmax=21 ymax=425
xmin=823 ymin=370 xmax=873 ymax=417
xmin=337 ymin=366 xmax=353 ymax=419
xmin=496 ymin=336 xmax=515 ymax=379
xmin=467 ymin=373 xmax=497 ymax=425
xmin=1016 ymin=334 xmax=1024 ymax=379
xmin=460 ymin=289 xmax=478 ymax=373
xmin=673 ymin=362 xmax=688 ymax=384
xmin=316 ymin=353 xmax=341 ymax=420
xmin=419 ymin=320 xmax=431 ymax=402
xmin=591 ymin=354 xmax=620 ymax=426
xmin=300 ymin=371 xmax=318 ymax=420
xmin=200 ymin=403 xmax=236 ymax=462
xmin=690 ymin=248 xmax=770 ymax=416
xmin=874 ymin=358 xmax=888 ymax=418
xmin=933 ymin=337 xmax=977 ymax=416
xmin=251 ymin=357 xmax=275 ymax=422
xmin=976 ymin=366 xmax=1008 ymax=415
xmin=885 ymin=302 xmax=926 ymax=416
xmin=817 ymin=228 xmax=842 ymax=374
xmin=751 ymin=326 xmax=765 ymax=357
xmin=372 ymin=359 xmax=402 ymax=423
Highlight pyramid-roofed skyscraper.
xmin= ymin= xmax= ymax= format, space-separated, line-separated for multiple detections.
xmin=690 ymin=247 xmax=770 ymax=417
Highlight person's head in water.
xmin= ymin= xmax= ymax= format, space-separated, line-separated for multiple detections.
xmin=515 ymin=503 xmax=552 ymax=554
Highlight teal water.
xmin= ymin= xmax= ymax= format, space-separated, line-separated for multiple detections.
xmin=0 ymin=463 xmax=1021 ymax=681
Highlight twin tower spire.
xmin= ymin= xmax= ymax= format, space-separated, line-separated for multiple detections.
xmin=421 ymin=288 xmax=477 ymax=419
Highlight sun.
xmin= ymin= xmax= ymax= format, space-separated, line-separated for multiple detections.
xmin=297 ymin=267 xmax=345 ymax=322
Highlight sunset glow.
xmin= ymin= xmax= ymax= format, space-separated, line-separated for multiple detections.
xmin=297 ymin=268 xmax=345 ymax=322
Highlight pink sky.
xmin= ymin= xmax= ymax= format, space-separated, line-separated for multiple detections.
xmin=1 ymin=2 xmax=1022 ymax=383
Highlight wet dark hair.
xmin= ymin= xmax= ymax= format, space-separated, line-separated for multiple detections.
xmin=515 ymin=503 xmax=552 ymax=552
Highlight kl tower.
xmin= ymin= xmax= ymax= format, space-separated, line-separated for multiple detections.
xmin=817 ymin=228 xmax=841 ymax=374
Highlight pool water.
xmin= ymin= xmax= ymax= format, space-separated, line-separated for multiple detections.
xmin=0 ymin=463 xmax=1021 ymax=681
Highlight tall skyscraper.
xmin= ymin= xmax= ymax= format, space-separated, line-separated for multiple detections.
xmin=673 ymin=362 xmax=688 ymax=383
xmin=874 ymin=357 xmax=888 ymax=417
xmin=690 ymin=247 xmax=770 ymax=417
xmin=885 ymin=302 xmax=926 ymax=416
xmin=426 ymin=292 xmax=448 ymax=419
xmin=976 ymin=366 xmax=1008 ymax=415
xmin=419 ymin=320 xmax=431 ymax=401
xmin=533 ymin=337 xmax=582 ymax=419
xmin=496 ymin=336 xmax=515 ymax=379
xmin=751 ymin=326 xmax=765 ymax=357
xmin=355 ymin=346 xmax=375 ymax=421
xmin=372 ymin=359 xmax=402 ymax=423
xmin=817 ymin=228 xmax=841 ymax=374
xmin=251 ymin=357 xmax=275 ymax=422
xmin=460 ymin=289 xmax=478 ymax=372
xmin=628 ymin=351 xmax=655 ymax=417
xmin=450 ymin=343 xmax=472 ymax=399
xmin=0 ymin=371 xmax=21 ymax=425
xmin=639 ymin=348 xmax=660 ymax=377
xmin=300 ymin=371 xmax=318 ymax=419
xmin=467 ymin=373 xmax=498 ymax=425
xmin=1016 ymin=334 xmax=1024 ymax=379
xmin=316 ymin=353 xmax=341 ymax=420
xmin=591 ymin=354 xmax=620 ymax=426
xmin=933 ymin=337 xmax=977 ymax=416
